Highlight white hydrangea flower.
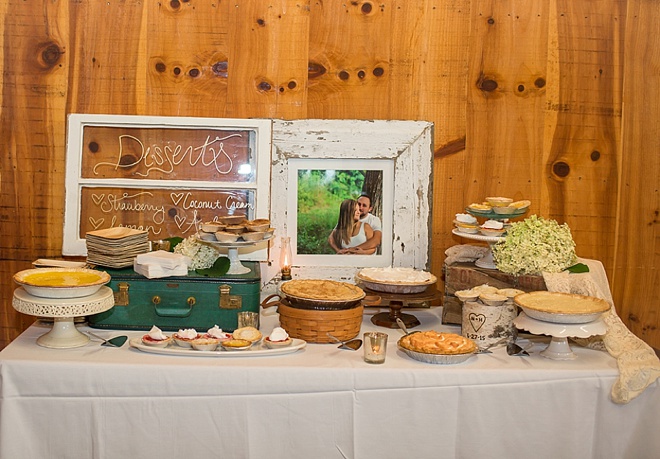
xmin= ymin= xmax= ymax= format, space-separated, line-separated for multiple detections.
xmin=492 ymin=215 xmax=577 ymax=275
xmin=173 ymin=235 xmax=219 ymax=270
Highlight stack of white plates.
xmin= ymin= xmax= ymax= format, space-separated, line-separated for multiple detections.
xmin=86 ymin=228 xmax=150 ymax=268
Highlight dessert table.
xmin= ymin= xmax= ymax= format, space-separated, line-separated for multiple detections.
xmin=1 ymin=306 xmax=658 ymax=459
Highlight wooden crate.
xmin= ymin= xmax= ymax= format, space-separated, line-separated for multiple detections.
xmin=442 ymin=262 xmax=547 ymax=325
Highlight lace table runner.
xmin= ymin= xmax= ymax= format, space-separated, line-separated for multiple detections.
xmin=542 ymin=258 xmax=660 ymax=404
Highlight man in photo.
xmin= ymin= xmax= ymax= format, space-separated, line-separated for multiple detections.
xmin=355 ymin=192 xmax=382 ymax=253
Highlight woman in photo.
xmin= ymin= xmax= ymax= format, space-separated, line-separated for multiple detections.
xmin=328 ymin=199 xmax=376 ymax=254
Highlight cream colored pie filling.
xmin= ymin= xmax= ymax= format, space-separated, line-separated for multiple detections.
xmin=515 ymin=291 xmax=609 ymax=314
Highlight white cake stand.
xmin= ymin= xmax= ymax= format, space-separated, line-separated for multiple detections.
xmin=197 ymin=234 xmax=272 ymax=275
xmin=513 ymin=311 xmax=607 ymax=360
xmin=451 ymin=229 xmax=504 ymax=269
xmin=12 ymin=286 xmax=115 ymax=348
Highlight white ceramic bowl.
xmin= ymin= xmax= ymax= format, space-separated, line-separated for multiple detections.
xmin=13 ymin=268 xmax=111 ymax=299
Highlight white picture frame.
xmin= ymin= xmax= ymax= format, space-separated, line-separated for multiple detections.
xmin=264 ymin=119 xmax=434 ymax=286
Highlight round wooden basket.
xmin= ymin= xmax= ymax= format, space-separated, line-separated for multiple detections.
xmin=261 ymin=295 xmax=363 ymax=343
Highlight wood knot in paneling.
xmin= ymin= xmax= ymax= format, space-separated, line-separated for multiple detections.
xmin=476 ymin=72 xmax=498 ymax=95
xmin=37 ymin=42 xmax=63 ymax=70
xmin=552 ymin=161 xmax=570 ymax=178
xmin=308 ymin=61 xmax=327 ymax=79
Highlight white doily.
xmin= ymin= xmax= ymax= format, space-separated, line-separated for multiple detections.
xmin=543 ymin=259 xmax=660 ymax=404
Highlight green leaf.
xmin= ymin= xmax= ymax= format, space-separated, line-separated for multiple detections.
xmin=564 ymin=263 xmax=589 ymax=273
xmin=166 ymin=237 xmax=183 ymax=252
xmin=195 ymin=256 xmax=230 ymax=277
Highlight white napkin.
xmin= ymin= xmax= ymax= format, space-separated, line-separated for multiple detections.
xmin=542 ymin=258 xmax=660 ymax=404
xmin=136 ymin=251 xmax=188 ymax=269
xmin=133 ymin=251 xmax=190 ymax=279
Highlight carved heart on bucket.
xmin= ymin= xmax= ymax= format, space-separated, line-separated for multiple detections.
xmin=468 ymin=313 xmax=486 ymax=332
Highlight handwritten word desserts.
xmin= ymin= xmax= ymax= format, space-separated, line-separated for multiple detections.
xmin=264 ymin=327 xmax=292 ymax=348
xmin=173 ymin=328 xmax=201 ymax=348
xmin=141 ymin=326 xmax=172 ymax=348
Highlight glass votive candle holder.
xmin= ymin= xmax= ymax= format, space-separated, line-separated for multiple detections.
xmin=363 ymin=331 xmax=388 ymax=364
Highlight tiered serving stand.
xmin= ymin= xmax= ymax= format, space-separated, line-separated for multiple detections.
xmin=452 ymin=206 xmax=528 ymax=269
xmin=12 ymin=286 xmax=114 ymax=348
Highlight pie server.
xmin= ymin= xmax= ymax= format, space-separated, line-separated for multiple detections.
xmin=86 ymin=331 xmax=128 ymax=348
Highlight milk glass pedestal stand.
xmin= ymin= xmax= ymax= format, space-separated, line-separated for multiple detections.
xmin=12 ymin=286 xmax=115 ymax=348
xmin=451 ymin=229 xmax=503 ymax=269
xmin=198 ymin=235 xmax=273 ymax=275
xmin=513 ymin=312 xmax=607 ymax=360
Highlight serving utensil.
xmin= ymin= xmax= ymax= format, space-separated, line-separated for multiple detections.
xmin=86 ymin=331 xmax=128 ymax=348
xmin=506 ymin=342 xmax=529 ymax=356
xmin=326 ymin=333 xmax=362 ymax=351
xmin=396 ymin=318 xmax=411 ymax=335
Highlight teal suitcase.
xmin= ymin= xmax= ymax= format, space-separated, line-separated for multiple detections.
xmin=88 ymin=262 xmax=261 ymax=332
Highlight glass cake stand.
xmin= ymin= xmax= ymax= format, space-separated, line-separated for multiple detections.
xmin=451 ymin=229 xmax=504 ymax=269
xmin=513 ymin=311 xmax=607 ymax=360
xmin=12 ymin=286 xmax=115 ymax=348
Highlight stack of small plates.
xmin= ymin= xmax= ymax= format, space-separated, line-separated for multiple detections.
xmin=86 ymin=228 xmax=150 ymax=268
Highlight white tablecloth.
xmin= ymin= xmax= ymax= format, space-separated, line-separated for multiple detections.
xmin=1 ymin=307 xmax=659 ymax=459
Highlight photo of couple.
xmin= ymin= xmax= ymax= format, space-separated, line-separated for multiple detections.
xmin=327 ymin=194 xmax=382 ymax=255
xmin=296 ymin=169 xmax=383 ymax=255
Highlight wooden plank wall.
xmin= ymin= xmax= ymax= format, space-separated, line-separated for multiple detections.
xmin=0 ymin=0 xmax=658 ymax=349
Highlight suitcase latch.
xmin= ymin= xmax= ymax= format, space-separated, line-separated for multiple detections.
xmin=114 ymin=282 xmax=130 ymax=306
xmin=219 ymin=284 xmax=242 ymax=309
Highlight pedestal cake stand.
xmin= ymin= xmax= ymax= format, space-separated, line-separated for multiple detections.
xmin=12 ymin=286 xmax=115 ymax=348
xmin=513 ymin=312 xmax=607 ymax=360
xmin=198 ymin=234 xmax=273 ymax=275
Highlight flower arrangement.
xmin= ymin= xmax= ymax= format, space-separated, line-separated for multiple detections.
xmin=173 ymin=235 xmax=219 ymax=270
xmin=492 ymin=215 xmax=577 ymax=275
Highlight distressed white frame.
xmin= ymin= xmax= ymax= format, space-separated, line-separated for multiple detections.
xmin=266 ymin=119 xmax=434 ymax=285
xmin=62 ymin=114 xmax=272 ymax=257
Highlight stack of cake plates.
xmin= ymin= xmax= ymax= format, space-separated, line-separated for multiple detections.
xmin=86 ymin=228 xmax=150 ymax=268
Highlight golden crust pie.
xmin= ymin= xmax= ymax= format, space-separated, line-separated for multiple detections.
xmin=399 ymin=331 xmax=477 ymax=355
xmin=514 ymin=291 xmax=610 ymax=315
xmin=281 ymin=279 xmax=364 ymax=301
